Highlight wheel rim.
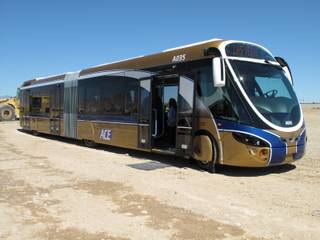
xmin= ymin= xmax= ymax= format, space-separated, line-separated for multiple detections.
xmin=1 ymin=109 xmax=12 ymax=120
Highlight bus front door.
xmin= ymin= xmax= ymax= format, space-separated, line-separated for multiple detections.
xmin=138 ymin=79 xmax=152 ymax=149
xmin=176 ymin=76 xmax=195 ymax=155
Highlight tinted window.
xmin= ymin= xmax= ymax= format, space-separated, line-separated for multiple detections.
xmin=197 ymin=65 xmax=250 ymax=124
xmin=124 ymin=80 xmax=138 ymax=116
xmin=179 ymin=77 xmax=194 ymax=113
xmin=139 ymin=80 xmax=151 ymax=122
xmin=31 ymin=97 xmax=41 ymax=109
xmin=230 ymin=60 xmax=301 ymax=127
xmin=177 ymin=77 xmax=194 ymax=127
xmin=29 ymin=86 xmax=51 ymax=116
xmin=78 ymin=74 xmax=138 ymax=122
xmin=20 ymin=90 xmax=30 ymax=113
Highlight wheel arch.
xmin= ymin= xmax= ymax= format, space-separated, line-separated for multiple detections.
xmin=193 ymin=129 xmax=220 ymax=164
xmin=7 ymin=103 xmax=16 ymax=109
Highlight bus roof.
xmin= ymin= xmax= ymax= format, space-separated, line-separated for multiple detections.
xmin=21 ymin=38 xmax=224 ymax=88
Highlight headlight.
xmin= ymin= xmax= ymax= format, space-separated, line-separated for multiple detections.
xmin=232 ymin=132 xmax=269 ymax=147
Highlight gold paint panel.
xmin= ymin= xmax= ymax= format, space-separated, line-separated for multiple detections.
xmin=77 ymin=121 xmax=95 ymax=140
xmin=36 ymin=118 xmax=50 ymax=134
xmin=30 ymin=117 xmax=37 ymax=130
xmin=22 ymin=39 xmax=225 ymax=87
xmin=222 ymin=133 xmax=270 ymax=167
xmin=77 ymin=121 xmax=139 ymax=150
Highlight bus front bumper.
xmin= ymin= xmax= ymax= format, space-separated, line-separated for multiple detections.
xmin=222 ymin=143 xmax=306 ymax=168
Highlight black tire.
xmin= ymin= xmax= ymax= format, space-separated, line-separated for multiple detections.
xmin=83 ymin=139 xmax=97 ymax=148
xmin=196 ymin=136 xmax=219 ymax=173
xmin=32 ymin=130 xmax=39 ymax=136
xmin=0 ymin=105 xmax=15 ymax=121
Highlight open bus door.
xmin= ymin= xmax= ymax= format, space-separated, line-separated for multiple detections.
xmin=176 ymin=76 xmax=195 ymax=156
xmin=138 ymin=78 xmax=152 ymax=149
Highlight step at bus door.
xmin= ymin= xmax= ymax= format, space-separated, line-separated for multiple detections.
xmin=176 ymin=76 xmax=195 ymax=155
xmin=138 ymin=78 xmax=152 ymax=149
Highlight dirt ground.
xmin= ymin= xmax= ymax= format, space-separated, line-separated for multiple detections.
xmin=0 ymin=106 xmax=319 ymax=240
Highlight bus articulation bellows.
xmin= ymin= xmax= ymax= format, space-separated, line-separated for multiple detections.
xmin=18 ymin=39 xmax=306 ymax=172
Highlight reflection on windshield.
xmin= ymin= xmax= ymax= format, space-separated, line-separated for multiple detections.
xmin=230 ymin=60 xmax=301 ymax=128
xmin=197 ymin=65 xmax=251 ymax=125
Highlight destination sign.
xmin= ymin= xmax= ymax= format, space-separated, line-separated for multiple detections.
xmin=225 ymin=43 xmax=274 ymax=61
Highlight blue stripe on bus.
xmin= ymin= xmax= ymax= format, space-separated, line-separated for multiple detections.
xmin=78 ymin=114 xmax=138 ymax=123
xmin=293 ymin=129 xmax=306 ymax=160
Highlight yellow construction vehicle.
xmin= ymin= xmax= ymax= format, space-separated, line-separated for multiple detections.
xmin=0 ymin=97 xmax=19 ymax=121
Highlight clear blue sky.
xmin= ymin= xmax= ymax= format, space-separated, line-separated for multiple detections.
xmin=1 ymin=0 xmax=319 ymax=102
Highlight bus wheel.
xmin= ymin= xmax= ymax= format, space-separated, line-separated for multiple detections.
xmin=32 ymin=130 xmax=39 ymax=136
xmin=196 ymin=136 xmax=219 ymax=173
xmin=83 ymin=139 xmax=97 ymax=148
xmin=0 ymin=105 xmax=15 ymax=121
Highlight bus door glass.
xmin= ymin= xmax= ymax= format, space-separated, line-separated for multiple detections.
xmin=138 ymin=79 xmax=152 ymax=149
xmin=49 ymin=85 xmax=61 ymax=135
xmin=176 ymin=76 xmax=195 ymax=155
xmin=152 ymin=82 xmax=178 ymax=149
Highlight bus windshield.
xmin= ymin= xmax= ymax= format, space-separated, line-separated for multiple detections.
xmin=229 ymin=60 xmax=301 ymax=128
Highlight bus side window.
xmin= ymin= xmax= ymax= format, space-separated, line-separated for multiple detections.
xmin=124 ymin=89 xmax=137 ymax=115
xmin=197 ymin=66 xmax=250 ymax=124
xmin=29 ymin=87 xmax=51 ymax=117
xmin=123 ymin=77 xmax=138 ymax=117
xmin=101 ymin=76 xmax=124 ymax=115
xmin=31 ymin=97 xmax=42 ymax=113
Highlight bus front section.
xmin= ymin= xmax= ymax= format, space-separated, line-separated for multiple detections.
xmin=201 ymin=41 xmax=306 ymax=168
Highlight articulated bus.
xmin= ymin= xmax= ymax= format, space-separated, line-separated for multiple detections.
xmin=18 ymin=39 xmax=306 ymax=172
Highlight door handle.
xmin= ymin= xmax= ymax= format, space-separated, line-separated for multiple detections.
xmin=152 ymin=108 xmax=157 ymax=137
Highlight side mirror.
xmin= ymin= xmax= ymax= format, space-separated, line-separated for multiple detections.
xmin=275 ymin=57 xmax=293 ymax=85
xmin=212 ymin=57 xmax=226 ymax=87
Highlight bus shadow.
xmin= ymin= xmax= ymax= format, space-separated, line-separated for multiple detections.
xmin=18 ymin=129 xmax=84 ymax=146
xmin=218 ymin=164 xmax=296 ymax=177
xmin=17 ymin=129 xmax=297 ymax=175
xmin=18 ymin=129 xmax=200 ymax=172
xmin=96 ymin=145 xmax=200 ymax=172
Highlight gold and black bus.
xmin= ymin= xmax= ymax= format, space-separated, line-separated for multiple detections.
xmin=18 ymin=39 xmax=306 ymax=172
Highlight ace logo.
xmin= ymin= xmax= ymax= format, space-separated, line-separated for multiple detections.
xmin=100 ymin=129 xmax=112 ymax=141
